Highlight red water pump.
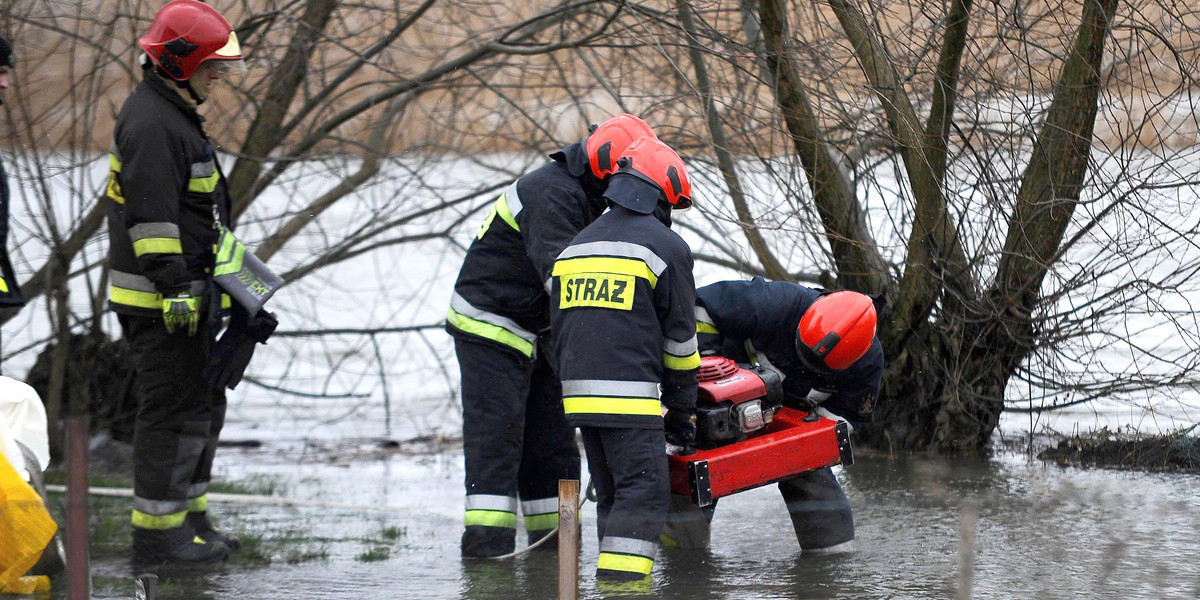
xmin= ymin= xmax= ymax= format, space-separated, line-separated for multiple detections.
xmin=668 ymin=356 xmax=854 ymax=507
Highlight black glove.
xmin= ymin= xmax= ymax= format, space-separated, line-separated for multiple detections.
xmin=664 ymin=409 xmax=697 ymax=454
xmin=203 ymin=308 xmax=278 ymax=390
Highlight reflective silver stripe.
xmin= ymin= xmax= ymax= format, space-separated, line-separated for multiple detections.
xmin=664 ymin=335 xmax=697 ymax=356
xmin=521 ymin=497 xmax=559 ymax=516
xmin=601 ymin=536 xmax=657 ymax=558
xmin=111 ymin=270 xmax=158 ymax=293
xmin=544 ymin=276 xmax=553 ymax=295
xmin=110 ymin=270 xmax=204 ymax=296
xmin=133 ymin=496 xmax=189 ymax=516
xmin=695 ymin=306 xmax=715 ymax=328
xmin=129 ymin=222 xmax=181 ymax=242
xmin=449 ymin=292 xmax=538 ymax=346
xmin=557 ymin=241 xmax=667 ymax=277
xmin=465 ymin=494 xmax=518 ymax=513
xmin=191 ymin=159 xmax=217 ymax=179
xmin=562 ymin=379 xmax=660 ymax=398
xmin=187 ymin=482 xmax=208 ymax=498
xmin=504 ymin=181 xmax=524 ymax=218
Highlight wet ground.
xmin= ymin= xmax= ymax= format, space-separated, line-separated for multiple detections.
xmin=28 ymin=435 xmax=1200 ymax=600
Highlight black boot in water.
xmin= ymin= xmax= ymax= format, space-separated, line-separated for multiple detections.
xmin=187 ymin=511 xmax=242 ymax=551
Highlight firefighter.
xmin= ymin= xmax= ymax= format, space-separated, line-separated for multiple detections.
xmin=664 ymin=277 xmax=884 ymax=553
xmin=104 ymin=0 xmax=248 ymax=567
xmin=447 ymin=114 xmax=657 ymax=558
xmin=0 ymin=34 xmax=25 ymax=357
xmin=549 ymin=137 xmax=699 ymax=584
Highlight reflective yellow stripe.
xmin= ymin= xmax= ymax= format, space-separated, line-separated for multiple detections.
xmin=446 ymin=307 xmax=534 ymax=358
xmin=188 ymin=495 xmax=207 ymax=512
xmin=563 ymin=396 xmax=661 ymax=417
xmin=663 ymin=351 xmax=701 ymax=371
xmin=696 ymin=322 xmax=718 ymax=334
xmin=464 ymin=510 xmax=518 ymax=529
xmin=188 ymin=172 xmax=220 ymax=193
xmin=495 ymin=192 xmax=519 ymax=231
xmin=132 ymin=237 xmax=183 ymax=257
xmin=0 ymin=277 xmax=7 ymax=293
xmin=221 ymin=293 xmax=232 ymax=309
xmin=110 ymin=286 xmax=162 ymax=309
xmin=131 ymin=509 xmax=187 ymax=530
xmin=109 ymin=153 xmax=122 ymax=173
xmin=475 ymin=192 xmax=521 ymax=239
xmin=553 ymin=257 xmax=658 ymax=288
xmin=524 ymin=513 xmax=558 ymax=532
xmin=597 ymin=552 xmax=654 ymax=575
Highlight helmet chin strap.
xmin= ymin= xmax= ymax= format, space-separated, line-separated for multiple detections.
xmin=177 ymin=78 xmax=207 ymax=105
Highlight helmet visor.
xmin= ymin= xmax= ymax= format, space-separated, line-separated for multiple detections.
xmin=207 ymin=57 xmax=247 ymax=75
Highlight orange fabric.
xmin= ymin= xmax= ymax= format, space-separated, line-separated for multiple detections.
xmin=0 ymin=452 xmax=57 ymax=588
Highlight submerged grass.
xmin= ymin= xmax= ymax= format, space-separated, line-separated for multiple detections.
xmin=1038 ymin=425 xmax=1200 ymax=472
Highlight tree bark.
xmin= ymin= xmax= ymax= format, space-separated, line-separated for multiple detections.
xmin=757 ymin=0 xmax=889 ymax=294
xmin=676 ymin=0 xmax=789 ymax=282
xmin=940 ymin=0 xmax=1119 ymax=453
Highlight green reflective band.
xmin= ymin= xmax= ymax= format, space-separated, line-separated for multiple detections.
xmin=188 ymin=495 xmax=207 ymax=512
xmin=696 ymin=322 xmax=719 ymax=334
xmin=664 ymin=351 xmax=701 ymax=371
xmin=495 ymin=192 xmax=519 ymax=232
xmin=108 ymin=153 xmax=122 ymax=173
xmin=131 ymin=509 xmax=188 ymax=531
xmin=109 ymin=285 xmax=162 ymax=309
xmin=597 ymin=552 xmax=654 ymax=575
xmin=133 ymin=237 xmax=183 ymax=257
xmin=446 ymin=307 xmax=535 ymax=358
xmin=188 ymin=172 xmax=220 ymax=193
xmin=464 ymin=509 xmax=518 ymax=529
xmin=563 ymin=396 xmax=661 ymax=417
xmin=213 ymin=232 xmax=244 ymax=277
xmin=524 ymin=512 xmax=558 ymax=532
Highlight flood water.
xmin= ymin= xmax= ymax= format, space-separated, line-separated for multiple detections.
xmin=75 ymin=439 xmax=1200 ymax=600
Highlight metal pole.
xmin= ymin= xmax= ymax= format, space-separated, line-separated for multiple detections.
xmin=65 ymin=416 xmax=91 ymax=600
xmin=557 ymin=479 xmax=580 ymax=600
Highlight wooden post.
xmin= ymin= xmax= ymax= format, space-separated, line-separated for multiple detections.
xmin=65 ymin=416 xmax=90 ymax=600
xmin=557 ymin=479 xmax=580 ymax=600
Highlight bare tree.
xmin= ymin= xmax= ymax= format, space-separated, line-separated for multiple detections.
xmin=2 ymin=0 xmax=1197 ymax=455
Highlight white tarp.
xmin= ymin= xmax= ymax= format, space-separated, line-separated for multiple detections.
xmin=0 ymin=377 xmax=49 ymax=482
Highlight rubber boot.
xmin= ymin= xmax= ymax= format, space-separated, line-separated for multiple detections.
xmin=461 ymin=526 xmax=515 ymax=558
xmin=132 ymin=526 xmax=229 ymax=568
xmin=187 ymin=511 xmax=241 ymax=551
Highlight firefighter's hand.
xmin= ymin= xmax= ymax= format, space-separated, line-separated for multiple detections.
xmin=162 ymin=292 xmax=200 ymax=336
xmin=664 ymin=409 xmax=697 ymax=450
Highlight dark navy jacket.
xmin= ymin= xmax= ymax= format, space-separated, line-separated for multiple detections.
xmin=551 ymin=204 xmax=699 ymax=429
xmin=695 ymin=277 xmax=883 ymax=429
xmin=447 ymin=143 xmax=607 ymax=359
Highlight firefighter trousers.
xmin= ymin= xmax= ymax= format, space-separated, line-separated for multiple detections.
xmin=663 ymin=466 xmax=854 ymax=552
xmin=581 ymin=426 xmax=667 ymax=581
xmin=455 ymin=336 xmax=580 ymax=557
xmin=120 ymin=315 xmax=225 ymax=533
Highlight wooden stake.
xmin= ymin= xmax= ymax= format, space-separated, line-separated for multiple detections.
xmin=65 ymin=416 xmax=90 ymax=600
xmin=557 ymin=479 xmax=580 ymax=600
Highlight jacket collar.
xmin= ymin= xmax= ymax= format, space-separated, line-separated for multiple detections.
xmin=143 ymin=66 xmax=205 ymax=125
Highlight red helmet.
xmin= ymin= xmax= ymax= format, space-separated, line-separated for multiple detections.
xmin=584 ymin=114 xmax=657 ymax=179
xmin=139 ymin=0 xmax=244 ymax=81
xmin=606 ymin=137 xmax=691 ymax=214
xmin=796 ymin=291 xmax=877 ymax=372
